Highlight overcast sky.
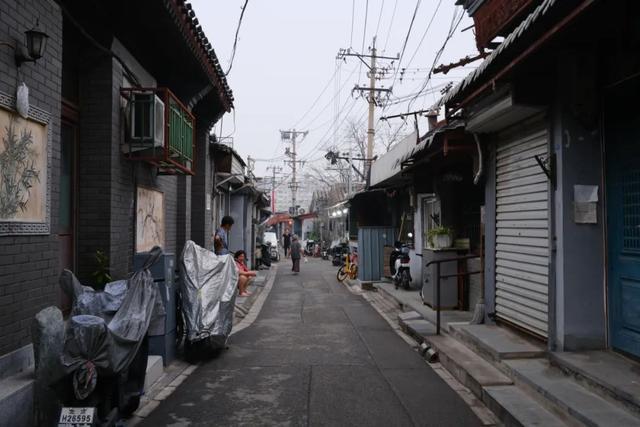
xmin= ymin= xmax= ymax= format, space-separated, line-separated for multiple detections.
xmin=191 ymin=0 xmax=477 ymax=185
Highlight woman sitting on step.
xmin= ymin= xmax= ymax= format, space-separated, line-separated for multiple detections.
xmin=235 ymin=250 xmax=257 ymax=297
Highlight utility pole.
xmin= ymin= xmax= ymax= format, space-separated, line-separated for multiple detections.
xmin=337 ymin=36 xmax=397 ymax=182
xmin=266 ymin=165 xmax=282 ymax=212
xmin=281 ymin=129 xmax=307 ymax=215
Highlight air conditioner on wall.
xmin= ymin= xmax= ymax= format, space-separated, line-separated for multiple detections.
xmin=124 ymin=92 xmax=165 ymax=152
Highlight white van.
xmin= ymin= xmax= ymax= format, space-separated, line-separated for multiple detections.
xmin=263 ymin=231 xmax=280 ymax=261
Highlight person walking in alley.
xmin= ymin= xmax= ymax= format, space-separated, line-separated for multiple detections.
xmin=214 ymin=215 xmax=234 ymax=255
xmin=234 ymin=250 xmax=256 ymax=296
xmin=290 ymin=235 xmax=302 ymax=274
xmin=283 ymin=228 xmax=291 ymax=258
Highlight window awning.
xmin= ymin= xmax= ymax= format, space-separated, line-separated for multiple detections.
xmin=369 ymin=132 xmax=418 ymax=188
xmin=394 ymin=120 xmax=466 ymax=169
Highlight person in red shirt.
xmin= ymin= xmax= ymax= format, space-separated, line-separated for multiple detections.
xmin=234 ymin=250 xmax=256 ymax=297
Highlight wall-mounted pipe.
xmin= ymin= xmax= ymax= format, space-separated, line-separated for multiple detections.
xmin=473 ymin=133 xmax=484 ymax=185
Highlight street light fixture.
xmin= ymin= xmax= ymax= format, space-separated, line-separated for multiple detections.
xmin=1 ymin=20 xmax=49 ymax=67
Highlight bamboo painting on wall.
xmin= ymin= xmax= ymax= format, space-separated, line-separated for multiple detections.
xmin=136 ymin=186 xmax=165 ymax=253
xmin=0 ymin=109 xmax=47 ymax=223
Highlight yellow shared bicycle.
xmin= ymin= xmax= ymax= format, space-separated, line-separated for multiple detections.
xmin=337 ymin=252 xmax=358 ymax=282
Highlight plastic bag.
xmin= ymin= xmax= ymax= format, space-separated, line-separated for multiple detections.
xmin=61 ymin=315 xmax=112 ymax=400
xmin=16 ymin=82 xmax=29 ymax=118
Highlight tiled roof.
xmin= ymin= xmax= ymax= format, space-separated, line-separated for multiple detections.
xmin=439 ymin=0 xmax=558 ymax=109
xmin=165 ymin=0 xmax=234 ymax=111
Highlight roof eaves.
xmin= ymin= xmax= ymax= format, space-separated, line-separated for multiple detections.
xmin=166 ymin=0 xmax=235 ymax=111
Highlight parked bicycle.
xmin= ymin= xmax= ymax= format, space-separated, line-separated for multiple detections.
xmin=337 ymin=251 xmax=358 ymax=282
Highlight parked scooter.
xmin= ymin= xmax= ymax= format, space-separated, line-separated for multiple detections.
xmin=304 ymin=240 xmax=315 ymax=257
xmin=390 ymin=241 xmax=412 ymax=290
xmin=332 ymin=244 xmax=348 ymax=266
xmin=55 ymin=248 xmax=165 ymax=426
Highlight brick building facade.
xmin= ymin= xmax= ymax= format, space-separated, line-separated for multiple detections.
xmin=0 ymin=0 xmax=233 ymax=365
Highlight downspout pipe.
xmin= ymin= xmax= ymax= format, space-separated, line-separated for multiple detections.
xmin=473 ymin=133 xmax=484 ymax=185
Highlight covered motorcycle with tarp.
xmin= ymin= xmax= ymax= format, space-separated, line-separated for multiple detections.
xmin=180 ymin=240 xmax=238 ymax=360
xmin=50 ymin=247 xmax=165 ymax=426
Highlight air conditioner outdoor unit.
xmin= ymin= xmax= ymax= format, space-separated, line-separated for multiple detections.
xmin=125 ymin=92 xmax=165 ymax=152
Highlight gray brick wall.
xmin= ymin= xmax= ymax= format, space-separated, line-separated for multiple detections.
xmin=0 ymin=0 xmax=62 ymax=355
xmin=77 ymin=54 xmax=113 ymax=280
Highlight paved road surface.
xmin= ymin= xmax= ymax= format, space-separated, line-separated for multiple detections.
xmin=140 ymin=259 xmax=481 ymax=426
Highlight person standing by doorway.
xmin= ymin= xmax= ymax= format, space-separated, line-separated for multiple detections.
xmin=290 ymin=235 xmax=302 ymax=274
xmin=214 ymin=215 xmax=234 ymax=255
xmin=283 ymin=228 xmax=292 ymax=258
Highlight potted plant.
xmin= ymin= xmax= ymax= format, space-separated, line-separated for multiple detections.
xmin=427 ymin=226 xmax=453 ymax=249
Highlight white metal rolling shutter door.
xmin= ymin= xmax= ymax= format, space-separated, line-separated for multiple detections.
xmin=495 ymin=126 xmax=549 ymax=338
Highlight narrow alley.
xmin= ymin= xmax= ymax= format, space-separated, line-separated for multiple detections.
xmin=139 ymin=260 xmax=481 ymax=426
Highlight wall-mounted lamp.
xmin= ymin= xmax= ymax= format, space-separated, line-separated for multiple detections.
xmin=0 ymin=20 xmax=49 ymax=67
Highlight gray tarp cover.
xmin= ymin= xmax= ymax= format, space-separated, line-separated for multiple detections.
xmin=59 ymin=248 xmax=165 ymax=398
xmin=180 ymin=240 xmax=238 ymax=344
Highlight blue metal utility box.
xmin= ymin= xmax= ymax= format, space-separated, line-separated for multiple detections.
xmin=358 ymin=227 xmax=395 ymax=282
xmin=133 ymin=252 xmax=176 ymax=366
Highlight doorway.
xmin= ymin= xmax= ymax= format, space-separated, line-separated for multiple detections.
xmin=605 ymin=77 xmax=640 ymax=358
xmin=59 ymin=101 xmax=78 ymax=313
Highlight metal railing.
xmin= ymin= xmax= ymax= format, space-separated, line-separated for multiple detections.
xmin=425 ymin=254 xmax=482 ymax=335
xmin=168 ymin=97 xmax=194 ymax=166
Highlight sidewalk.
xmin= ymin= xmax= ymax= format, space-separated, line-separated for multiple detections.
xmin=364 ymin=279 xmax=640 ymax=426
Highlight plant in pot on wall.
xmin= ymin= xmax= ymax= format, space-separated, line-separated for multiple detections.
xmin=427 ymin=226 xmax=453 ymax=249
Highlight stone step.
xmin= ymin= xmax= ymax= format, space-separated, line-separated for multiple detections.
xmin=505 ymin=359 xmax=640 ymax=426
xmin=425 ymin=335 xmax=513 ymax=398
xmin=451 ymin=324 xmax=546 ymax=364
xmin=483 ymin=385 xmax=569 ymax=427
xmin=549 ymin=351 xmax=640 ymax=415
xmin=144 ymin=355 xmax=164 ymax=392
xmin=400 ymin=319 xmax=436 ymax=342
xmin=0 ymin=370 xmax=34 ymax=427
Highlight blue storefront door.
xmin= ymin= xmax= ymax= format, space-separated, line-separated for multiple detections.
xmin=606 ymin=84 xmax=640 ymax=358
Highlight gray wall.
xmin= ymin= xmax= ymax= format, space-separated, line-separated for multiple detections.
xmin=0 ymin=0 xmax=62 ymax=355
xmin=552 ymin=52 xmax=606 ymax=351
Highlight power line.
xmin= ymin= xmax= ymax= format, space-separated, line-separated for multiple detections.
xmin=388 ymin=0 xmax=422 ymax=89
xmin=407 ymin=8 xmax=465 ymax=111
xmin=357 ymin=0 xmax=370 ymax=85
xmin=382 ymin=0 xmax=398 ymax=53
xmin=350 ymin=0 xmax=356 ymax=47
xmin=225 ymin=0 xmax=250 ymax=75
xmin=293 ymin=65 xmax=342 ymax=128
xmin=298 ymin=66 xmax=358 ymax=131
xmin=374 ymin=0 xmax=385 ymax=37
xmin=402 ymin=0 xmax=444 ymax=71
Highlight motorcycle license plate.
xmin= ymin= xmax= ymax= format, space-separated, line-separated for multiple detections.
xmin=58 ymin=407 xmax=95 ymax=426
